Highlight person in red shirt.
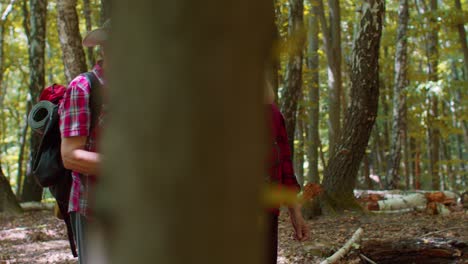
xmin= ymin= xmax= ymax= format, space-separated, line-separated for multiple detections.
xmin=265 ymin=81 xmax=309 ymax=263
xmin=60 ymin=20 xmax=109 ymax=264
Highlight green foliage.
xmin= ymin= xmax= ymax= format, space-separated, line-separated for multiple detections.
xmin=274 ymin=0 xmax=467 ymax=190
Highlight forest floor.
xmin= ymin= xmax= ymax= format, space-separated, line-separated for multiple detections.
xmin=0 ymin=209 xmax=467 ymax=263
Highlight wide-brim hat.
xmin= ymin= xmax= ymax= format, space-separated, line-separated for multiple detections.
xmin=83 ymin=19 xmax=111 ymax=47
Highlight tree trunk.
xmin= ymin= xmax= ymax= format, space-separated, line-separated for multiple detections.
xmin=388 ymin=0 xmax=409 ymax=190
xmin=441 ymin=138 xmax=454 ymax=190
xmin=306 ymin=1 xmax=320 ymax=184
xmin=327 ymin=0 xmax=342 ymax=157
xmin=422 ymin=0 xmax=441 ymax=191
xmin=363 ymin=153 xmax=372 ymax=190
xmin=83 ymin=0 xmax=95 ymax=69
xmin=380 ymin=74 xmax=391 ymax=186
xmin=403 ymin=126 xmax=410 ymax=189
xmin=295 ymin=108 xmax=305 ymax=186
xmin=316 ymin=0 xmax=342 ymax=157
xmin=21 ymin=0 xmax=47 ymax=202
xmin=57 ymin=0 xmax=87 ymax=83
xmin=413 ymin=138 xmax=422 ymax=190
xmin=16 ymin=101 xmax=31 ymax=195
xmin=372 ymin=126 xmax=385 ymax=179
xmin=449 ymin=63 xmax=466 ymax=188
xmin=90 ymin=1 xmax=273 ymax=263
xmin=100 ymin=0 xmax=111 ymax=25
xmin=454 ymin=0 xmax=468 ymax=76
xmin=320 ymin=0 xmax=385 ymax=213
xmin=280 ymin=0 xmax=304 ymax=158
xmin=0 ymin=165 xmax=23 ymax=214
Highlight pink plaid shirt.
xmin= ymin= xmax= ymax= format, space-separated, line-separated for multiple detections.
xmin=59 ymin=63 xmax=105 ymax=216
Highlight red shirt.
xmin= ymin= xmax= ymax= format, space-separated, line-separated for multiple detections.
xmin=268 ymin=104 xmax=300 ymax=215
xmin=59 ymin=62 xmax=105 ymax=215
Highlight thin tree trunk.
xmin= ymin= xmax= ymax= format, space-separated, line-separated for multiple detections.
xmin=412 ymin=137 xmax=422 ymax=190
xmin=427 ymin=88 xmax=441 ymax=191
xmin=319 ymin=138 xmax=327 ymax=170
xmin=83 ymin=0 xmax=95 ymax=69
xmin=449 ymin=63 xmax=466 ymax=187
xmin=403 ymin=128 xmax=410 ymax=189
xmin=91 ymin=1 xmax=273 ymax=263
xmin=388 ymin=0 xmax=409 ymax=190
xmin=380 ymin=75 xmax=391 ymax=184
xmin=57 ymin=0 xmax=87 ymax=83
xmin=454 ymin=0 xmax=468 ymax=76
xmin=21 ymin=0 xmax=47 ymax=202
xmin=306 ymin=1 xmax=320 ymax=184
xmin=16 ymin=101 xmax=31 ymax=196
xmin=372 ymin=126 xmax=385 ymax=178
xmin=363 ymin=153 xmax=372 ymax=190
xmin=320 ymin=0 xmax=385 ymax=213
xmin=280 ymin=0 xmax=304 ymax=159
xmin=100 ymin=0 xmax=111 ymax=25
xmin=421 ymin=0 xmax=441 ymax=190
xmin=295 ymin=114 xmax=305 ymax=186
xmin=441 ymin=138 xmax=454 ymax=190
xmin=316 ymin=0 xmax=342 ymax=157
xmin=327 ymin=0 xmax=342 ymax=158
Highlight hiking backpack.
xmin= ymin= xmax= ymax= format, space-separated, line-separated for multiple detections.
xmin=27 ymin=72 xmax=102 ymax=257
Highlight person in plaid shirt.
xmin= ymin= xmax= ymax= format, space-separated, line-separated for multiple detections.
xmin=265 ymin=80 xmax=309 ymax=264
xmin=59 ymin=20 xmax=109 ymax=264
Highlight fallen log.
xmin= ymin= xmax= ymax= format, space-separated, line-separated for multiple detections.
xmin=377 ymin=193 xmax=427 ymax=211
xmin=319 ymin=227 xmax=363 ymax=264
xmin=361 ymin=238 xmax=467 ymax=264
xmin=356 ymin=190 xmax=458 ymax=199
xmin=20 ymin=202 xmax=54 ymax=211
xmin=370 ymin=206 xmax=426 ymax=214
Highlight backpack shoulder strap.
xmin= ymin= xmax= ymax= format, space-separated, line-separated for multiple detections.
xmin=82 ymin=72 xmax=102 ymax=132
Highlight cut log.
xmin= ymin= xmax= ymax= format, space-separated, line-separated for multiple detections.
xmin=377 ymin=193 xmax=427 ymax=211
xmin=319 ymin=227 xmax=363 ymax=264
xmin=20 ymin=202 xmax=54 ymax=211
xmin=355 ymin=190 xmax=459 ymax=200
xmin=371 ymin=206 xmax=426 ymax=214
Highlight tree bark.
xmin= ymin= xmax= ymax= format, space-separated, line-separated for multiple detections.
xmin=90 ymin=1 xmax=273 ymax=263
xmin=0 ymin=165 xmax=22 ymax=214
xmin=320 ymin=0 xmax=385 ymax=213
xmin=83 ymin=0 xmax=95 ymax=69
xmin=363 ymin=153 xmax=372 ymax=190
xmin=280 ymin=0 xmax=304 ymax=159
xmin=21 ymin=0 xmax=47 ymax=202
xmin=380 ymin=69 xmax=391 ymax=185
xmin=450 ymin=63 xmax=466 ymax=187
xmin=418 ymin=0 xmax=441 ymax=191
xmin=413 ymin=138 xmax=422 ymax=190
xmin=306 ymin=1 xmax=320 ymax=184
xmin=403 ymin=126 xmax=410 ymax=189
xmin=315 ymin=0 xmax=342 ymax=157
xmin=388 ymin=0 xmax=409 ymax=190
xmin=16 ymin=101 xmax=31 ymax=196
xmin=57 ymin=0 xmax=87 ymax=82
xmin=295 ymin=107 xmax=305 ymax=186
xmin=326 ymin=0 xmax=342 ymax=157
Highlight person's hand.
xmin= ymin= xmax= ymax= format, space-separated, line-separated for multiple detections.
xmin=288 ymin=205 xmax=309 ymax=242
